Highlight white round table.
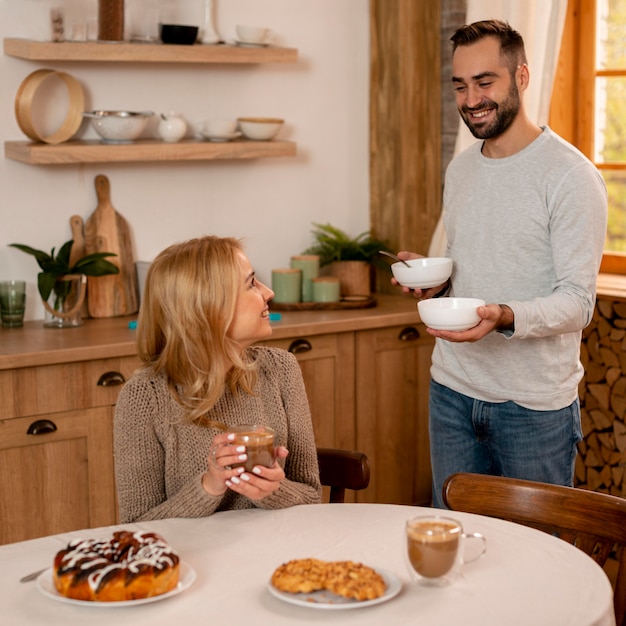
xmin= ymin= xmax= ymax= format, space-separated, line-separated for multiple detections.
xmin=0 ymin=503 xmax=615 ymax=625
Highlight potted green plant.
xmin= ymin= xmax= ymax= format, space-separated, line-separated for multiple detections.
xmin=301 ymin=223 xmax=392 ymax=297
xmin=9 ymin=240 xmax=118 ymax=327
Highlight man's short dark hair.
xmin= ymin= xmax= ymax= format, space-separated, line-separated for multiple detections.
xmin=451 ymin=19 xmax=528 ymax=72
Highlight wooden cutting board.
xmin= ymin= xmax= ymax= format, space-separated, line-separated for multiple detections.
xmin=69 ymin=214 xmax=85 ymax=266
xmin=69 ymin=214 xmax=89 ymax=318
xmin=84 ymin=174 xmax=138 ymax=318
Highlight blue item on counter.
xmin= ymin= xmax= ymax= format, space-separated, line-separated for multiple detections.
xmin=269 ymin=312 xmax=282 ymax=321
xmin=128 ymin=320 xmax=138 ymax=329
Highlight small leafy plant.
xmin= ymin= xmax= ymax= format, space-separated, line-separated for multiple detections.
xmin=9 ymin=240 xmax=119 ymax=302
xmin=302 ymin=222 xmax=392 ymax=267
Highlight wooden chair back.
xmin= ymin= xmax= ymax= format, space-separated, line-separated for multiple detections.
xmin=316 ymin=447 xmax=370 ymax=503
xmin=443 ymin=472 xmax=626 ymax=626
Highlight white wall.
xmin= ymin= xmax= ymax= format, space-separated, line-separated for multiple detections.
xmin=0 ymin=0 xmax=370 ymax=321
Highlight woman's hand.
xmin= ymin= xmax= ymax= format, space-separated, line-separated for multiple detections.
xmin=203 ymin=434 xmax=289 ymax=499
xmin=225 ymin=446 xmax=289 ymax=500
xmin=202 ymin=432 xmax=247 ymax=496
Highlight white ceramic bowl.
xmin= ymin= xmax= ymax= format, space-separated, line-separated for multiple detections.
xmin=391 ymin=257 xmax=453 ymax=289
xmin=83 ymin=110 xmax=154 ymax=143
xmin=236 ymin=25 xmax=270 ymax=44
xmin=238 ymin=117 xmax=284 ymax=141
xmin=201 ymin=119 xmax=238 ymax=136
xmin=418 ymin=297 xmax=485 ymax=331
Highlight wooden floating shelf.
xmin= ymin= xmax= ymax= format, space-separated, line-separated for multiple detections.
xmin=3 ymin=38 xmax=298 ymax=64
xmin=4 ymin=139 xmax=297 ymax=165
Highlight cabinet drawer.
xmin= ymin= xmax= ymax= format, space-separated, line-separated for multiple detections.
xmin=0 ymin=356 xmax=140 ymax=419
xmin=262 ymin=333 xmax=342 ymax=360
xmin=0 ymin=406 xmax=116 ymax=544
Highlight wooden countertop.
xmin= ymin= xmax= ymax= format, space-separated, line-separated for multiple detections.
xmin=2 ymin=274 xmax=623 ymax=371
xmin=0 ymin=294 xmax=421 ymax=370
xmin=596 ymin=272 xmax=626 ymax=301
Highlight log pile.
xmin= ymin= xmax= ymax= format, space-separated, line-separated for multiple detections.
xmin=577 ymin=297 xmax=626 ymax=496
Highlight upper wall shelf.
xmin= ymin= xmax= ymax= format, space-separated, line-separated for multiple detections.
xmin=3 ymin=38 xmax=298 ymax=64
xmin=4 ymin=139 xmax=297 ymax=165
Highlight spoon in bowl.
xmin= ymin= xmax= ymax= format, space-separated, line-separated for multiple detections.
xmin=379 ymin=250 xmax=411 ymax=267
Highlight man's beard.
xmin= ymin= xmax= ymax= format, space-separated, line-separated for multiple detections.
xmin=459 ymin=83 xmax=521 ymax=140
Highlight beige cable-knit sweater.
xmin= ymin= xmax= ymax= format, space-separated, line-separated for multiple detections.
xmin=114 ymin=346 xmax=322 ymax=522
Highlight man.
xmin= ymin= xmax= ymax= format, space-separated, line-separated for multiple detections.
xmin=397 ymin=20 xmax=608 ymax=507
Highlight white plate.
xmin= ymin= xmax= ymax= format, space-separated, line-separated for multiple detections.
xmin=267 ymin=567 xmax=401 ymax=610
xmin=36 ymin=561 xmax=196 ymax=607
xmin=199 ymin=131 xmax=242 ymax=142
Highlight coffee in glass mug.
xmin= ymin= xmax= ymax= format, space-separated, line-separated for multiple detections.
xmin=229 ymin=425 xmax=276 ymax=472
xmin=406 ymin=517 xmax=461 ymax=579
xmin=405 ymin=515 xmax=486 ymax=586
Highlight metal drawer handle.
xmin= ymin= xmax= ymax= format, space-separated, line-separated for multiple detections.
xmin=27 ymin=419 xmax=57 ymax=435
xmin=288 ymin=339 xmax=312 ymax=354
xmin=97 ymin=371 xmax=126 ymax=387
xmin=398 ymin=326 xmax=420 ymax=342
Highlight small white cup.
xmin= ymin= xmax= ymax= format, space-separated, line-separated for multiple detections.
xmin=236 ymin=25 xmax=270 ymax=44
xmin=203 ymin=119 xmax=238 ymax=136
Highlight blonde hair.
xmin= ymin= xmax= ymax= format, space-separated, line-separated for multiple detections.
xmin=137 ymin=236 xmax=257 ymax=425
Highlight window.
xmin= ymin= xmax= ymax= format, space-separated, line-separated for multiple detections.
xmin=550 ymin=0 xmax=626 ymax=273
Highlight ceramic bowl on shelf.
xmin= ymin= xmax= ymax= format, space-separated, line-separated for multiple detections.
xmin=235 ymin=25 xmax=271 ymax=44
xmin=83 ymin=110 xmax=154 ymax=143
xmin=238 ymin=117 xmax=284 ymax=140
xmin=391 ymin=257 xmax=453 ymax=289
xmin=417 ymin=297 xmax=485 ymax=331
xmin=159 ymin=24 xmax=199 ymax=45
xmin=201 ymin=119 xmax=238 ymax=136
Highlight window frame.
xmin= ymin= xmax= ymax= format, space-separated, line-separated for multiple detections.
xmin=549 ymin=0 xmax=626 ymax=274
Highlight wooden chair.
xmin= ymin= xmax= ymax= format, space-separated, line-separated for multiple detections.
xmin=316 ymin=447 xmax=370 ymax=503
xmin=443 ymin=472 xmax=626 ymax=626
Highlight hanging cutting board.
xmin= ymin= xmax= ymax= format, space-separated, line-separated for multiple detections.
xmin=69 ymin=214 xmax=85 ymax=265
xmin=84 ymin=174 xmax=138 ymax=318
xmin=69 ymin=214 xmax=89 ymax=318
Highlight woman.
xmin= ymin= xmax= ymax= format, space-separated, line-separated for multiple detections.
xmin=114 ymin=236 xmax=322 ymax=522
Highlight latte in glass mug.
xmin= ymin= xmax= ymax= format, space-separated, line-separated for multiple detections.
xmin=405 ymin=515 xmax=486 ymax=586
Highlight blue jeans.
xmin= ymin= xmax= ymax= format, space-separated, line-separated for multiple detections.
xmin=429 ymin=379 xmax=582 ymax=508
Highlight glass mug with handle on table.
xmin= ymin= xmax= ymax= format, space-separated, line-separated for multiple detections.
xmin=210 ymin=424 xmax=276 ymax=473
xmin=406 ymin=515 xmax=486 ymax=586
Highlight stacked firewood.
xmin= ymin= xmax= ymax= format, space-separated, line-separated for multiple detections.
xmin=577 ymin=297 xmax=626 ymax=496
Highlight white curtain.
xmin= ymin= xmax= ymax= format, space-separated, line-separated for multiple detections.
xmin=428 ymin=0 xmax=569 ymax=256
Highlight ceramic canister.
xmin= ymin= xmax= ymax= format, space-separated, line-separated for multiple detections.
xmin=271 ymin=268 xmax=302 ymax=303
xmin=311 ymin=276 xmax=341 ymax=303
xmin=290 ymin=255 xmax=320 ymax=302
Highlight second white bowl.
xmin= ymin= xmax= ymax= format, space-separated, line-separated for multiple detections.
xmin=418 ymin=297 xmax=485 ymax=331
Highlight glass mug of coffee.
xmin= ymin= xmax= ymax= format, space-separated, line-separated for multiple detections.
xmin=211 ymin=424 xmax=276 ymax=473
xmin=405 ymin=515 xmax=486 ymax=586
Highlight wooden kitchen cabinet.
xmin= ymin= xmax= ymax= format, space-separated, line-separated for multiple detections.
xmin=355 ymin=324 xmax=435 ymax=506
xmin=0 ymin=407 xmax=113 ymax=545
xmin=0 ymin=296 xmax=434 ymax=543
xmin=263 ymin=319 xmax=434 ymax=506
xmin=0 ymin=355 xmax=140 ymax=545
xmin=261 ymin=333 xmax=356 ymax=450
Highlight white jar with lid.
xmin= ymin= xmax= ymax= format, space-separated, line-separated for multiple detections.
xmin=158 ymin=112 xmax=187 ymax=143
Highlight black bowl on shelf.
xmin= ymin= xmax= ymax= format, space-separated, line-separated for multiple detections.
xmin=159 ymin=24 xmax=199 ymax=45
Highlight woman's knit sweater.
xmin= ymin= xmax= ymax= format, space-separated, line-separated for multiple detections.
xmin=114 ymin=346 xmax=322 ymax=522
